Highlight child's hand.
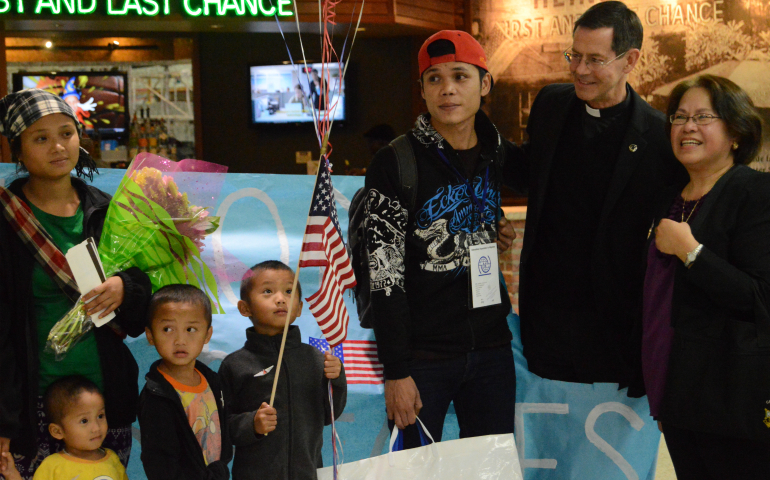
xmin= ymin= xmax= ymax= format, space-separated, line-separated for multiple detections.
xmin=0 ymin=452 xmax=22 ymax=480
xmin=253 ymin=402 xmax=277 ymax=435
xmin=324 ymin=352 xmax=341 ymax=379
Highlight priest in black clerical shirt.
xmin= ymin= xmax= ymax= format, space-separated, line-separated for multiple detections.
xmin=515 ymin=1 xmax=686 ymax=390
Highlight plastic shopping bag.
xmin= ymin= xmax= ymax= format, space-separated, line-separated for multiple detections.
xmin=317 ymin=417 xmax=523 ymax=480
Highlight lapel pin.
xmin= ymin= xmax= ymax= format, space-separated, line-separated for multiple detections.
xmin=629 ymin=144 xmax=638 ymax=152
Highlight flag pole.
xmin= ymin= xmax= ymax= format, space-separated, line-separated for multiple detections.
xmin=268 ymin=141 xmax=331 ymax=409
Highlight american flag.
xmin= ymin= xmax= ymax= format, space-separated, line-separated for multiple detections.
xmin=299 ymin=159 xmax=356 ymax=347
xmin=309 ymin=337 xmax=384 ymax=385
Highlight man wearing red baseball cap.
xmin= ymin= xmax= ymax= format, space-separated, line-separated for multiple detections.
xmin=362 ymin=30 xmax=526 ymax=449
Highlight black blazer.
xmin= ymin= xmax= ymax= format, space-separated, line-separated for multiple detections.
xmin=516 ymin=83 xmax=685 ymax=390
xmin=649 ymin=165 xmax=770 ymax=439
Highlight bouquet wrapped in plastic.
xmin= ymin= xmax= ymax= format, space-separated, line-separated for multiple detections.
xmin=47 ymin=153 xmax=228 ymax=359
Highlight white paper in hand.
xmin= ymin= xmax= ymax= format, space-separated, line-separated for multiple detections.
xmin=65 ymin=238 xmax=115 ymax=327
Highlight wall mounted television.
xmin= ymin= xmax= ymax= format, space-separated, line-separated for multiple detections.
xmin=13 ymin=72 xmax=128 ymax=141
xmin=250 ymin=63 xmax=346 ymax=125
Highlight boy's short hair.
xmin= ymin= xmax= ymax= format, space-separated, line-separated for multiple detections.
xmin=43 ymin=376 xmax=102 ymax=425
xmin=240 ymin=260 xmax=302 ymax=300
xmin=147 ymin=284 xmax=212 ymax=328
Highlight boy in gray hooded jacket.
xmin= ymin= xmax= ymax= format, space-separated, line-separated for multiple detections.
xmin=218 ymin=261 xmax=346 ymax=480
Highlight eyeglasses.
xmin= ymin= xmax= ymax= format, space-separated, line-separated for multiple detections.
xmin=669 ymin=114 xmax=722 ymax=125
xmin=563 ymin=49 xmax=628 ymax=71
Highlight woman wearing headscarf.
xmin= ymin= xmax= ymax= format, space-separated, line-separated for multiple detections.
xmin=0 ymin=89 xmax=150 ymax=479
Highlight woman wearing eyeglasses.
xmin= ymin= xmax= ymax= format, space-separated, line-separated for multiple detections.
xmin=641 ymin=74 xmax=770 ymax=478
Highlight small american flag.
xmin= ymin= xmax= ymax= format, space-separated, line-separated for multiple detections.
xmin=299 ymin=159 xmax=356 ymax=347
xmin=309 ymin=337 xmax=384 ymax=385
xmin=309 ymin=337 xmax=344 ymax=361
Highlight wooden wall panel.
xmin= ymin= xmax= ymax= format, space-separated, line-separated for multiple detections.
xmin=293 ymin=0 xmax=459 ymax=31
xmin=395 ymin=0 xmax=455 ymax=29
xmin=295 ymin=0 xmax=393 ymax=24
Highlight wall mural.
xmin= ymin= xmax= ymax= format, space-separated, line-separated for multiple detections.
xmin=475 ymin=0 xmax=770 ymax=169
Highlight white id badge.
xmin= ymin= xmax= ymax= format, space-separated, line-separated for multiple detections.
xmin=468 ymin=243 xmax=502 ymax=309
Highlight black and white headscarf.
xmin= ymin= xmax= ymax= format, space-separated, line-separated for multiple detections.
xmin=0 ymin=88 xmax=81 ymax=140
xmin=0 ymin=88 xmax=97 ymax=180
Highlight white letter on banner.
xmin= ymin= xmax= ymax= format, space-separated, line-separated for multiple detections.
xmin=514 ymin=402 xmax=569 ymax=469
xmin=213 ymin=188 xmax=290 ymax=307
xmin=585 ymin=402 xmax=645 ymax=480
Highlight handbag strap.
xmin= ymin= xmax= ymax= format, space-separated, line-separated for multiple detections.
xmin=387 ymin=416 xmax=439 ymax=466
xmin=0 ymin=186 xmax=80 ymax=302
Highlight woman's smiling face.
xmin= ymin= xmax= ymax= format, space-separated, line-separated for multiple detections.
xmin=671 ymin=87 xmax=736 ymax=173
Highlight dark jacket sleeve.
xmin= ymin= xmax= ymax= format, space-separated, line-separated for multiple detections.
xmin=138 ymin=391 xmax=189 ymax=480
xmin=500 ymin=138 xmax=529 ymax=196
xmin=364 ymin=147 xmax=412 ymax=380
xmin=138 ymin=390 xmax=229 ymax=480
xmin=0 ymin=266 xmax=21 ymax=441
xmin=112 ymin=266 xmax=151 ymax=337
xmin=324 ymin=364 xmax=347 ymax=425
xmin=218 ymin=358 xmax=263 ymax=447
xmin=684 ymin=175 xmax=770 ymax=320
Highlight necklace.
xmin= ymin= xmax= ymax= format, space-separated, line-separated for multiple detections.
xmin=681 ymin=196 xmax=702 ymax=223
xmin=680 ymin=165 xmax=732 ymax=223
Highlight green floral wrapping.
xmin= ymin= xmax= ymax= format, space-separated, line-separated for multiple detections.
xmin=46 ymin=155 xmax=227 ymax=360
xmin=99 ymin=167 xmax=223 ymax=308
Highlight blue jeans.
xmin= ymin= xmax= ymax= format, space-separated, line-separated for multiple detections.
xmin=390 ymin=345 xmax=516 ymax=449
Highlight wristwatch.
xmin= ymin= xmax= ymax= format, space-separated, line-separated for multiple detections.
xmin=684 ymin=244 xmax=704 ymax=268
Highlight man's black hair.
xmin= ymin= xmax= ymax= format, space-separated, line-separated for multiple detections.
xmin=573 ymin=1 xmax=643 ymax=54
xmin=147 ymin=284 xmax=213 ymax=328
xmin=240 ymin=260 xmax=302 ymax=300
xmin=43 ymin=375 xmax=103 ymax=425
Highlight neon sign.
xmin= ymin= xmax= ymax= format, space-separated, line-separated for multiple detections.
xmin=0 ymin=0 xmax=293 ymax=15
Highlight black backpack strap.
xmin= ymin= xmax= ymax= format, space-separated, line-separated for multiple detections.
xmin=390 ymin=134 xmax=418 ymax=212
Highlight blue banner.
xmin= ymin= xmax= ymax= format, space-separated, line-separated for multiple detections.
xmin=1 ymin=165 xmax=660 ymax=479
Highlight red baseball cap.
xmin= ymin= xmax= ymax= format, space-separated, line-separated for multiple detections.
xmin=418 ymin=30 xmax=490 ymax=79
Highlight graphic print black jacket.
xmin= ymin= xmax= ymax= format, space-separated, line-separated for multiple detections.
xmin=363 ymin=111 xmax=527 ymax=380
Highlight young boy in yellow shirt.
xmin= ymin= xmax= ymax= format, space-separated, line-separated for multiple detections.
xmin=1 ymin=376 xmax=128 ymax=480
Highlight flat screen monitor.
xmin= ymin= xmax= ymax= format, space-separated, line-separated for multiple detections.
xmin=13 ymin=72 xmax=128 ymax=141
xmin=250 ymin=63 xmax=346 ymax=124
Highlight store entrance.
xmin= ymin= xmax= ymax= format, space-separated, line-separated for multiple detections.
xmin=5 ymin=36 xmax=196 ymax=168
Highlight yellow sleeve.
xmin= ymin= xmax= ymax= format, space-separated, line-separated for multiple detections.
xmin=31 ymin=456 xmax=55 ymax=480
xmin=107 ymin=449 xmax=129 ymax=480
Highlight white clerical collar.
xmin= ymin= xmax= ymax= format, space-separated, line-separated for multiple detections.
xmin=585 ymin=104 xmax=601 ymax=117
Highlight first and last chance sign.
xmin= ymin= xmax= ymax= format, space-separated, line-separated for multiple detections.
xmin=0 ymin=0 xmax=293 ymax=17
